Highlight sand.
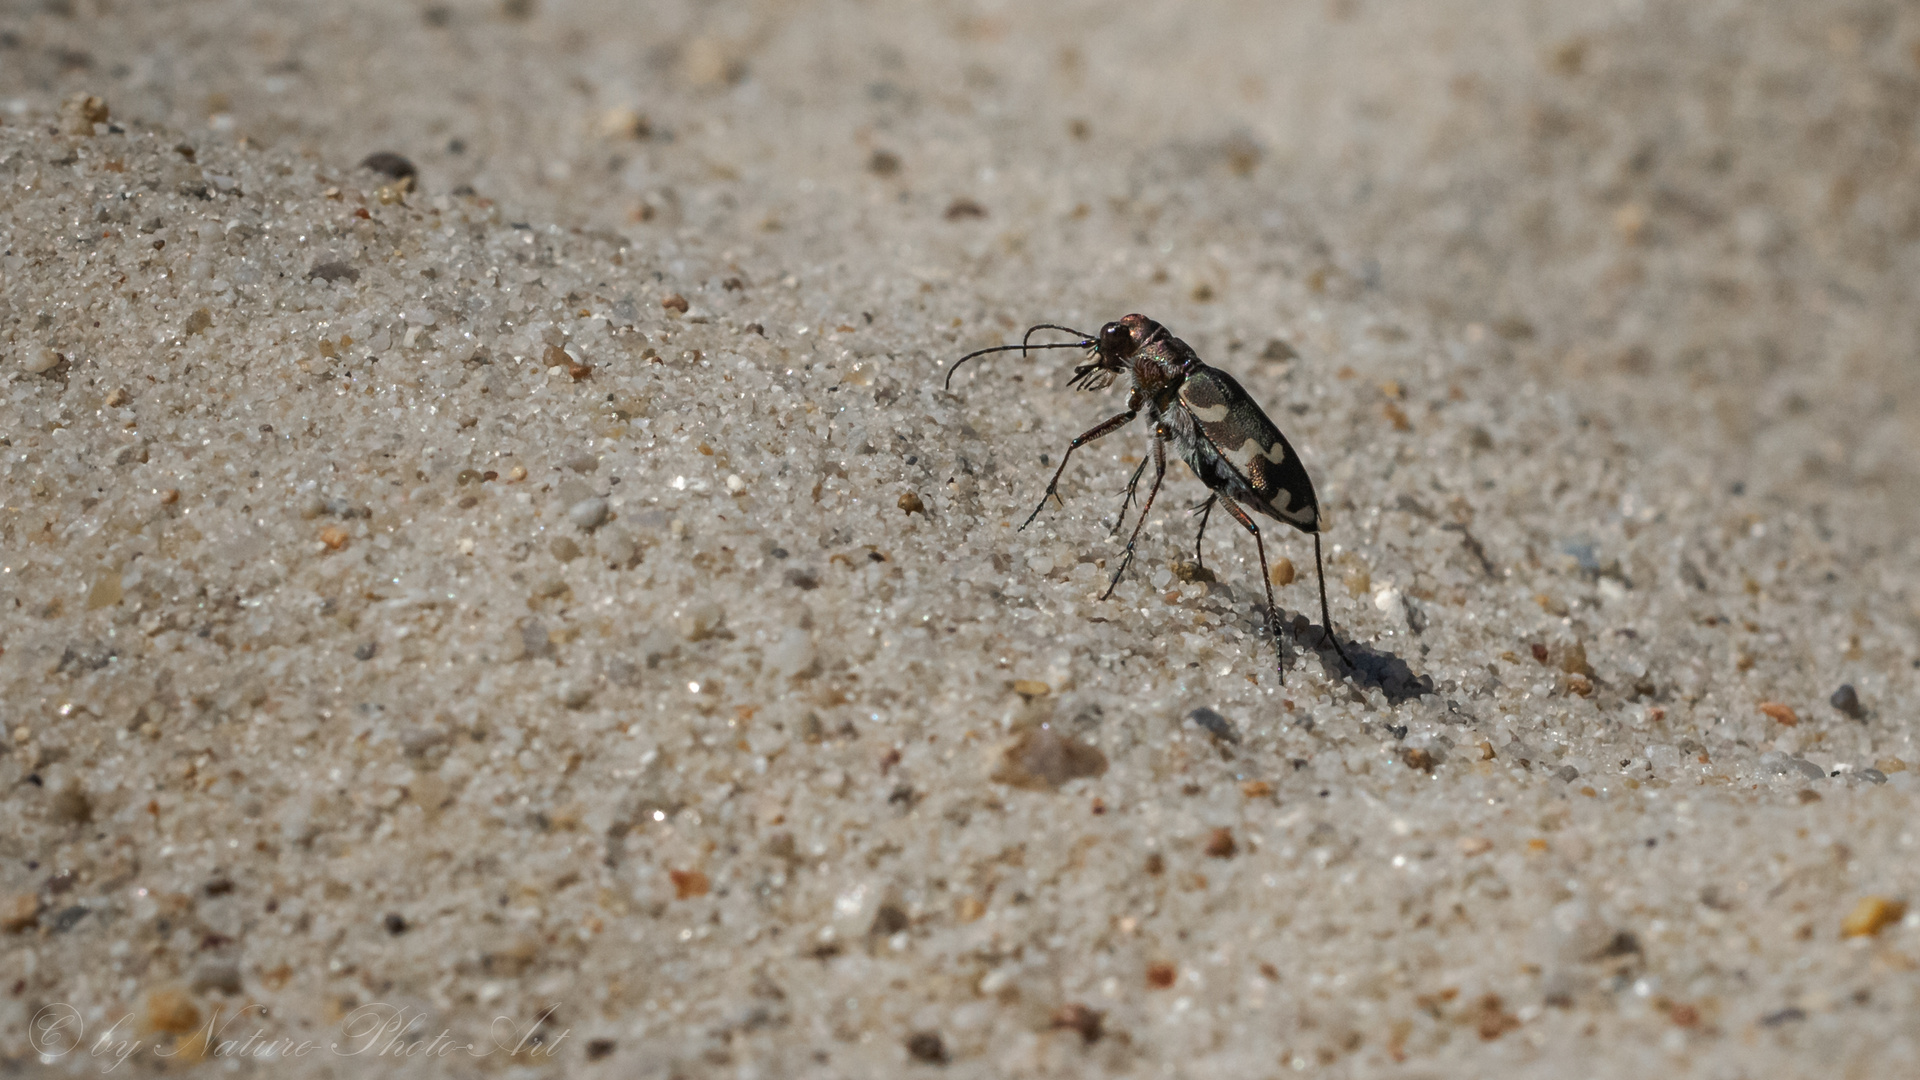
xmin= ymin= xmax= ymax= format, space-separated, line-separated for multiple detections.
xmin=2 ymin=1 xmax=1917 ymax=1076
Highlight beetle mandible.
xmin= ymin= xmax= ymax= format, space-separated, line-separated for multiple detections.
xmin=946 ymin=313 xmax=1353 ymax=680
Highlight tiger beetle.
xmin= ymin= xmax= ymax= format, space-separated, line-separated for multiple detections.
xmin=947 ymin=314 xmax=1353 ymax=681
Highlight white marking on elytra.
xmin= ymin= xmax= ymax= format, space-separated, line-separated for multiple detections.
xmin=1226 ymin=437 xmax=1286 ymax=467
xmin=1186 ymin=402 xmax=1230 ymax=422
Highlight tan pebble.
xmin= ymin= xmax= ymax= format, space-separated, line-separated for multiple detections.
xmin=1403 ymin=748 xmax=1435 ymax=772
xmin=1567 ymin=674 xmax=1593 ymax=697
xmin=160 ymin=489 xmax=180 ymax=505
xmin=21 ymin=346 xmax=60 ymax=374
xmin=1 ymin=892 xmax=38 ymax=932
xmin=1240 ymin=780 xmax=1273 ymax=799
xmin=1458 ymin=836 xmax=1494 ymax=856
xmin=87 ymin=569 xmax=123 ymax=610
xmin=1343 ymin=566 xmax=1370 ymax=597
xmin=1758 ymin=701 xmax=1799 ymax=726
xmin=1269 ymin=557 xmax=1295 ymax=587
xmin=1011 ymin=680 xmax=1050 ymax=699
xmin=1876 ymin=757 xmax=1908 ymax=774
xmin=661 ymin=293 xmax=690 ymax=314
xmin=957 ymin=896 xmax=986 ymax=923
xmin=897 ymin=491 xmax=926 ymax=515
xmin=1145 ymin=962 xmax=1177 ymax=989
xmin=61 ymin=92 xmax=109 ymax=135
xmin=319 ymin=526 xmax=349 ymax=551
xmin=992 ymin=727 xmax=1107 ymax=791
xmin=1204 ymin=827 xmax=1236 ymax=859
xmin=507 ymin=465 xmax=528 ymax=483
xmin=1841 ymin=896 xmax=1907 ymax=938
xmin=141 ymin=987 xmax=201 ymax=1035
xmin=669 ymin=869 xmax=710 ymax=899
xmin=541 ymin=344 xmax=570 ymax=368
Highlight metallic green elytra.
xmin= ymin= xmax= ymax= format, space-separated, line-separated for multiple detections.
xmin=946 ymin=313 xmax=1353 ymax=681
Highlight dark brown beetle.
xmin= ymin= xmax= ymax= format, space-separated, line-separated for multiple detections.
xmin=947 ymin=314 xmax=1352 ymax=678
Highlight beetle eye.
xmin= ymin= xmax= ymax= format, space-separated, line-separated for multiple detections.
xmin=1099 ymin=322 xmax=1133 ymax=358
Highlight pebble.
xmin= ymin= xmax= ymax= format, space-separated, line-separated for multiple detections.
xmin=1841 ymin=896 xmax=1907 ymax=938
xmin=1049 ymin=1004 xmax=1104 ymax=1044
xmin=0 ymin=892 xmax=37 ymax=932
xmin=1187 ymin=707 xmax=1239 ymax=744
xmin=597 ymin=529 xmax=639 ymax=569
xmin=1830 ymin=684 xmax=1864 ymax=719
xmin=142 ymin=987 xmax=201 ymax=1034
xmin=568 ymin=496 xmax=610 ymax=531
xmin=1758 ymin=701 xmax=1799 ymax=726
xmin=1758 ymin=751 xmax=1826 ymax=782
xmin=1205 ymin=827 xmax=1237 ymax=858
xmin=992 ymin=727 xmax=1108 ymax=791
xmin=190 ymin=960 xmax=244 ymax=995
xmin=21 ymin=346 xmax=60 ymax=374
xmin=60 ymin=93 xmax=109 ymax=136
xmin=905 ymin=1032 xmax=948 ymax=1065
xmin=358 ymin=151 xmax=418 ymax=182
xmin=767 ymin=629 xmax=814 ymax=678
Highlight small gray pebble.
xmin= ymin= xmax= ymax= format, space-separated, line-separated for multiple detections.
xmin=354 ymin=642 xmax=378 ymax=661
xmin=559 ymin=684 xmax=594 ymax=709
xmin=569 ymin=496 xmax=610 ymax=531
xmin=1187 ymin=707 xmax=1238 ymax=744
xmin=191 ymin=959 xmax=245 ymax=995
xmin=1829 ymin=683 xmax=1863 ymax=719
xmin=1858 ymin=769 xmax=1888 ymax=784
xmin=1553 ymin=765 xmax=1580 ymax=783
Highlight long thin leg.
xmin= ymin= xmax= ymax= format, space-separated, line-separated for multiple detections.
xmin=1190 ymin=494 xmax=1217 ymax=569
xmin=1215 ymin=498 xmax=1286 ymax=680
xmin=1313 ymin=532 xmax=1353 ymax=668
xmin=1021 ymin=405 xmax=1139 ymax=530
xmin=1109 ymin=456 xmax=1150 ymax=536
xmin=1101 ymin=432 xmax=1168 ymax=599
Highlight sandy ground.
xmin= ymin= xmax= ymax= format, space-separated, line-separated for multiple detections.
xmin=2 ymin=2 xmax=1918 ymax=1076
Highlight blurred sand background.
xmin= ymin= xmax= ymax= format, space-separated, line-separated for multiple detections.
xmin=3 ymin=1 xmax=1918 ymax=1076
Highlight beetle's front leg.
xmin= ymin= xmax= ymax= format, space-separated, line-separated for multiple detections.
xmin=1190 ymin=494 xmax=1217 ymax=570
xmin=1020 ymin=394 xmax=1142 ymax=531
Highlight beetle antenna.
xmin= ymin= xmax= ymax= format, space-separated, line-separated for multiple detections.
xmin=1021 ymin=323 xmax=1092 ymax=350
xmin=944 ymin=339 xmax=1090 ymax=389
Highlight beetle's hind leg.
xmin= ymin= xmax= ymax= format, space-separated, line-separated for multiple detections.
xmin=1312 ymin=532 xmax=1354 ymax=670
xmin=1213 ymin=496 xmax=1292 ymax=683
xmin=1101 ymin=431 xmax=1169 ymax=600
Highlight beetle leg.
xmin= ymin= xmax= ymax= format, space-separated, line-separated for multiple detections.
xmin=1214 ymin=496 xmax=1290 ymax=682
xmin=1101 ymin=430 xmax=1169 ymax=599
xmin=1108 ymin=456 xmax=1151 ymax=537
xmin=1020 ymin=405 xmax=1139 ymax=530
xmin=1313 ymin=532 xmax=1354 ymax=669
xmin=1190 ymin=495 xmax=1217 ymax=570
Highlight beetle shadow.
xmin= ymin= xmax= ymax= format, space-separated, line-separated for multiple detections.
xmin=1281 ymin=617 xmax=1434 ymax=705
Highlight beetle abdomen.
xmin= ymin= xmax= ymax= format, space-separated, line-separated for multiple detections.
xmin=1178 ymin=368 xmax=1322 ymax=533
